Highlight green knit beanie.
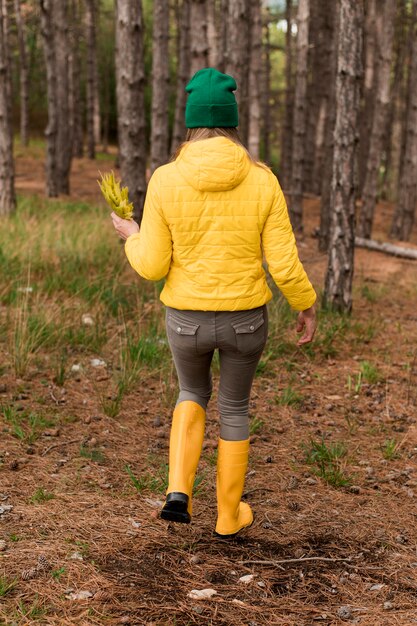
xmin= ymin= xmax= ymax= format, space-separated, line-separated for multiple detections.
xmin=185 ymin=68 xmax=238 ymax=128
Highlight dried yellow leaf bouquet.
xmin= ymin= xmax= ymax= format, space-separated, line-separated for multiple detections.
xmin=97 ymin=170 xmax=134 ymax=220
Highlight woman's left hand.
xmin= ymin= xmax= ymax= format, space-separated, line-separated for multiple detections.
xmin=111 ymin=211 xmax=140 ymax=240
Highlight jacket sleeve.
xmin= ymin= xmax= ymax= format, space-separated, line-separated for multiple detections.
xmin=124 ymin=170 xmax=172 ymax=281
xmin=261 ymin=176 xmax=317 ymax=311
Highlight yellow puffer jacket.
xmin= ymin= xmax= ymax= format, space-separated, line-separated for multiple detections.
xmin=124 ymin=136 xmax=316 ymax=311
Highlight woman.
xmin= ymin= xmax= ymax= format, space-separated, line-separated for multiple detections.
xmin=111 ymin=68 xmax=317 ymax=538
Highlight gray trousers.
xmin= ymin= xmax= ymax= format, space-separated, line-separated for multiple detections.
xmin=165 ymin=304 xmax=268 ymax=441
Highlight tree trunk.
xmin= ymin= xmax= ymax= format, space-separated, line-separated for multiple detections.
xmin=289 ymin=0 xmax=309 ymax=232
xmin=247 ymin=0 xmax=262 ymax=159
xmin=115 ymin=0 xmax=146 ymax=223
xmin=170 ymin=0 xmax=190 ymax=154
xmin=217 ymin=0 xmax=228 ymax=73
xmin=190 ymin=0 xmax=208 ymax=76
xmin=381 ymin=0 xmax=408 ymax=201
xmin=261 ymin=7 xmax=271 ymax=165
xmin=85 ymin=0 xmax=99 ymax=159
xmin=357 ymin=0 xmax=378 ymax=194
xmin=323 ymin=0 xmax=363 ymax=313
xmin=150 ymin=0 xmax=169 ymax=174
xmin=358 ymin=0 xmax=396 ymax=238
xmin=69 ymin=0 xmax=84 ymax=158
xmin=318 ymin=3 xmax=338 ymax=252
xmin=13 ymin=0 xmax=29 ymax=146
xmin=207 ymin=0 xmax=219 ymax=68
xmin=390 ymin=0 xmax=417 ymax=241
xmin=0 ymin=0 xmax=16 ymax=215
xmin=304 ymin=0 xmax=335 ymax=194
xmin=280 ymin=0 xmax=293 ymax=190
xmin=40 ymin=0 xmax=73 ymax=197
xmin=226 ymin=0 xmax=250 ymax=144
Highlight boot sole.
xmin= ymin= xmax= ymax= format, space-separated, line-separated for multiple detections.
xmin=214 ymin=516 xmax=254 ymax=538
xmin=160 ymin=492 xmax=191 ymax=524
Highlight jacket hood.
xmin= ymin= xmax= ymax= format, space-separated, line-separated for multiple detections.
xmin=175 ymin=136 xmax=251 ymax=192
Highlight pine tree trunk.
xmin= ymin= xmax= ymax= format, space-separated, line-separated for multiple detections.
xmin=150 ymin=0 xmax=169 ymax=174
xmin=207 ymin=0 xmax=219 ymax=68
xmin=280 ymin=0 xmax=293 ymax=190
xmin=357 ymin=0 xmax=378 ymax=194
xmin=40 ymin=0 xmax=73 ymax=195
xmin=0 ymin=0 xmax=16 ymax=215
xmin=247 ymin=0 xmax=261 ymax=159
xmin=86 ymin=0 xmax=99 ymax=159
xmin=70 ymin=0 xmax=84 ymax=158
xmin=304 ymin=0 xmax=335 ymax=194
xmin=382 ymin=0 xmax=413 ymax=200
xmin=171 ymin=0 xmax=190 ymax=154
xmin=289 ymin=0 xmax=309 ymax=232
xmin=13 ymin=0 xmax=29 ymax=146
xmin=323 ymin=0 xmax=363 ymax=313
xmin=226 ymin=0 xmax=250 ymax=144
xmin=261 ymin=7 xmax=271 ymax=165
xmin=190 ymin=0 xmax=208 ymax=75
xmin=217 ymin=0 xmax=228 ymax=73
xmin=358 ymin=0 xmax=396 ymax=238
xmin=115 ymin=0 xmax=146 ymax=223
xmin=390 ymin=0 xmax=417 ymax=240
xmin=318 ymin=4 xmax=338 ymax=252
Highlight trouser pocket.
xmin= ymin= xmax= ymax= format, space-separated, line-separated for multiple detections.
xmin=166 ymin=311 xmax=200 ymax=353
xmin=231 ymin=307 xmax=267 ymax=354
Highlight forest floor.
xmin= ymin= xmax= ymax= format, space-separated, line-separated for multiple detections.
xmin=0 ymin=147 xmax=417 ymax=626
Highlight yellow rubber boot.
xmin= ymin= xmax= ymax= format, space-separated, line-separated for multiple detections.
xmin=160 ymin=400 xmax=205 ymax=524
xmin=215 ymin=438 xmax=254 ymax=537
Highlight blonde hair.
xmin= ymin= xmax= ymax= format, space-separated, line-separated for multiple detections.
xmin=171 ymin=127 xmax=270 ymax=170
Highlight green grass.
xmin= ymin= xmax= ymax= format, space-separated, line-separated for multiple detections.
xmin=381 ymin=439 xmax=401 ymax=460
xmin=79 ymin=445 xmax=105 ymax=463
xmin=51 ymin=567 xmax=66 ymax=581
xmin=124 ymin=463 xmax=204 ymax=495
xmin=14 ymin=596 xmax=46 ymax=620
xmin=360 ymin=360 xmax=383 ymax=384
xmin=30 ymin=487 xmax=55 ymax=504
xmin=1 ymin=404 xmax=55 ymax=443
xmin=275 ymin=384 xmax=303 ymax=407
xmin=249 ymin=415 xmax=264 ymax=435
xmin=301 ymin=437 xmax=352 ymax=488
xmin=0 ymin=576 xmax=17 ymax=597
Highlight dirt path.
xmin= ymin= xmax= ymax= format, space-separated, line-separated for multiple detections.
xmin=1 ymin=151 xmax=416 ymax=625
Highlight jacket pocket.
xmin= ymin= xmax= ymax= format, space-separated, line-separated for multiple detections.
xmin=231 ymin=309 xmax=266 ymax=354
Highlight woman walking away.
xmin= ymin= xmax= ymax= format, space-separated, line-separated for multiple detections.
xmin=111 ymin=68 xmax=317 ymax=538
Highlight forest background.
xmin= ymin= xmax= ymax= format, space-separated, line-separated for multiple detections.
xmin=0 ymin=1 xmax=417 ymax=625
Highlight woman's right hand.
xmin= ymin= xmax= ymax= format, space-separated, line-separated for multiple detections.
xmin=296 ymin=304 xmax=317 ymax=346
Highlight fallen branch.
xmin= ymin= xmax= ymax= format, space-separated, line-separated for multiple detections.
xmin=355 ymin=237 xmax=417 ymax=260
xmin=42 ymin=438 xmax=83 ymax=456
xmin=239 ymin=555 xmax=356 ymax=567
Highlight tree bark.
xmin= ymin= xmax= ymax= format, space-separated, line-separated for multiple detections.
xmin=190 ymin=0 xmax=208 ymax=76
xmin=115 ymin=0 xmax=146 ymax=223
xmin=261 ymin=7 xmax=271 ymax=165
xmin=13 ymin=0 xmax=29 ymax=146
xmin=304 ymin=0 xmax=335 ymax=194
xmin=358 ymin=0 xmax=396 ymax=238
xmin=318 ymin=3 xmax=338 ymax=252
xmin=69 ymin=0 xmax=84 ymax=158
xmin=280 ymin=0 xmax=293 ymax=190
xmin=323 ymin=0 xmax=363 ymax=313
xmin=247 ymin=0 xmax=262 ymax=159
xmin=226 ymin=0 xmax=250 ymax=144
xmin=40 ymin=0 xmax=72 ymax=196
xmin=207 ymin=0 xmax=219 ymax=68
xmin=150 ymin=0 xmax=169 ymax=173
xmin=217 ymin=0 xmax=228 ymax=73
xmin=170 ymin=0 xmax=190 ymax=154
xmin=390 ymin=0 xmax=417 ymax=240
xmin=289 ymin=0 xmax=309 ymax=232
xmin=85 ymin=0 xmax=100 ymax=159
xmin=0 ymin=0 xmax=16 ymax=215
xmin=357 ymin=0 xmax=378 ymax=194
